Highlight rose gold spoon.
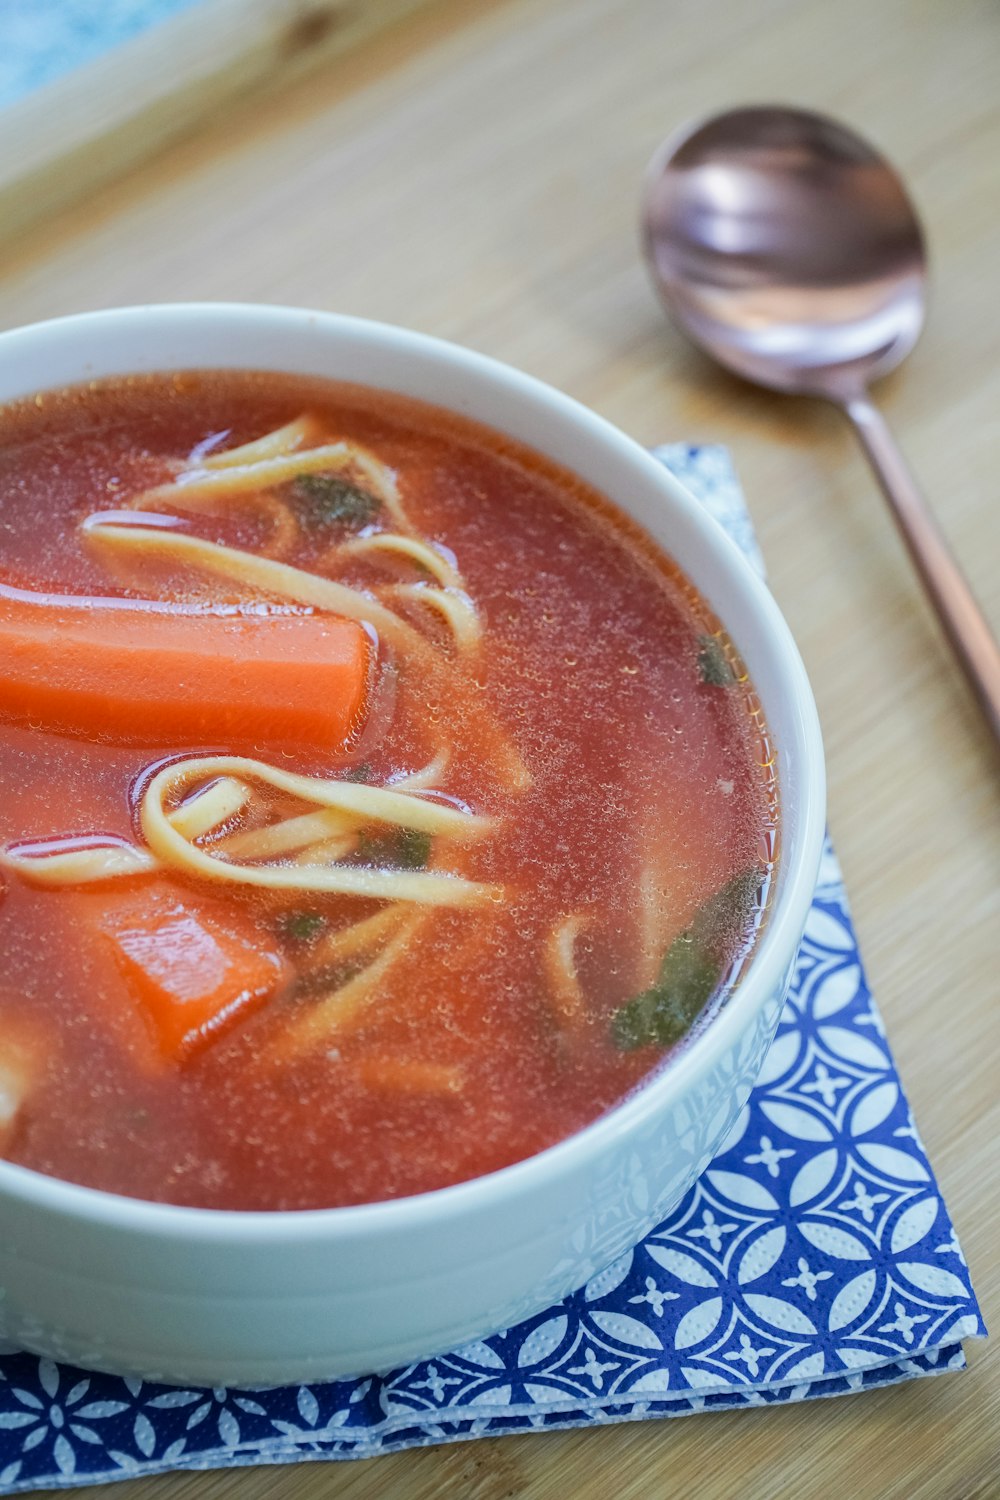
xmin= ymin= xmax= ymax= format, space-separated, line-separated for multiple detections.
xmin=642 ymin=104 xmax=1000 ymax=743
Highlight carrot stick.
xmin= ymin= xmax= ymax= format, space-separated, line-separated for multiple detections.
xmin=0 ymin=591 xmax=370 ymax=747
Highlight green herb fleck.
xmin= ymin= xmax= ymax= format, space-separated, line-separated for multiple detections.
xmin=611 ymin=868 xmax=761 ymax=1051
xmin=698 ymin=633 xmax=734 ymax=687
xmin=356 ymin=826 xmax=432 ymax=870
xmin=292 ymin=473 xmax=380 ymax=527
xmin=397 ymin=828 xmax=432 ymax=869
xmin=279 ymin=911 xmax=328 ymax=945
xmin=342 ymin=762 xmax=372 ymax=783
xmin=295 ymin=959 xmax=363 ymax=998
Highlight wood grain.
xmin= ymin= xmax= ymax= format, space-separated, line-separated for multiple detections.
xmin=6 ymin=0 xmax=998 ymax=1495
xmin=0 ymin=0 xmax=440 ymax=241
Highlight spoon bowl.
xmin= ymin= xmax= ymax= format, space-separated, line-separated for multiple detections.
xmin=641 ymin=106 xmax=927 ymax=399
xmin=642 ymin=104 xmax=1000 ymax=742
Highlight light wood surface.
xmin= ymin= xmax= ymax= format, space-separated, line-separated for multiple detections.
xmin=0 ymin=0 xmax=440 ymax=242
xmin=5 ymin=0 xmax=997 ymax=1495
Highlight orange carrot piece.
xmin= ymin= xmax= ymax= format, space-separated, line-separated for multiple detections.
xmin=0 ymin=592 xmax=369 ymax=747
xmin=90 ymin=884 xmax=290 ymax=1061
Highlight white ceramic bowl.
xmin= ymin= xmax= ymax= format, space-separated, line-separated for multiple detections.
xmin=0 ymin=304 xmax=826 ymax=1385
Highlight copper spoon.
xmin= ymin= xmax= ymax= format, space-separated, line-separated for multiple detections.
xmin=641 ymin=104 xmax=1000 ymax=742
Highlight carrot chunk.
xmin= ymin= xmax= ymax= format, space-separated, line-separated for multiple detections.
xmin=91 ymin=885 xmax=290 ymax=1061
xmin=0 ymin=592 xmax=369 ymax=747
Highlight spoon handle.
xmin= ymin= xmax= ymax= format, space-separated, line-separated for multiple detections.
xmin=843 ymin=394 xmax=1000 ymax=744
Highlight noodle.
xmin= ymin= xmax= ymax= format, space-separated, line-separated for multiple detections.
xmin=290 ymin=835 xmax=358 ymax=866
xmin=134 ymin=435 xmax=407 ymax=527
xmin=1 ymin=756 xmax=495 ymax=905
xmin=0 ymin=1052 xmax=30 ymax=1135
xmin=340 ymin=533 xmax=462 ymax=588
xmin=637 ymin=861 xmax=665 ymax=990
xmin=141 ymin=756 xmax=499 ymax=906
xmin=83 ymin=520 xmax=415 ymax=646
xmin=145 ymin=756 xmax=491 ymax=837
xmin=356 ymin=1058 xmax=465 ymax=1094
xmin=198 ymin=415 xmax=318 ymax=468
xmin=219 ymin=807 xmax=359 ymax=861
xmin=169 ymin=777 xmax=251 ymax=841
xmin=336 ymin=445 xmax=408 ymax=527
xmin=129 ymin=487 xmax=301 ymax=561
xmin=276 ymin=913 xmax=424 ymax=1056
xmin=388 ymin=749 xmax=449 ymax=791
xmin=299 ymin=906 xmax=404 ymax=974
xmin=542 ymin=913 xmax=588 ymax=1031
xmin=252 ymin=493 xmax=300 ymax=560
xmin=138 ymin=444 xmax=356 ymax=504
xmin=0 ymin=841 xmax=157 ymax=887
xmin=386 ymin=582 xmax=482 ymax=652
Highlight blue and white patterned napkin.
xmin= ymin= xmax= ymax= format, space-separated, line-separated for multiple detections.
xmin=0 ymin=446 xmax=984 ymax=1494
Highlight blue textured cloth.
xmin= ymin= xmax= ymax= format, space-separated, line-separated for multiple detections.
xmin=0 ymin=446 xmax=984 ymax=1492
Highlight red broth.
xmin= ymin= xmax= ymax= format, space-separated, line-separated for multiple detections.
xmin=0 ymin=373 xmax=776 ymax=1210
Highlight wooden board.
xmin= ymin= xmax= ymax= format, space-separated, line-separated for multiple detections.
xmin=0 ymin=0 xmax=438 ymax=242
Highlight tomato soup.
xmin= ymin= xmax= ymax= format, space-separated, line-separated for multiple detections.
xmin=0 ymin=373 xmax=776 ymax=1210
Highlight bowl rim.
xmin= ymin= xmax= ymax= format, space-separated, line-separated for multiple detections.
xmin=0 ymin=302 xmax=827 ymax=1241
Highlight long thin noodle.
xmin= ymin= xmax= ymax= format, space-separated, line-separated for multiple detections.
xmin=128 ymin=487 xmax=301 ymax=561
xmin=384 ymin=582 xmax=481 ymax=652
xmin=637 ymin=861 xmax=666 ymax=990
xmin=388 ymin=750 xmax=449 ymax=791
xmin=0 ymin=842 xmax=157 ymax=887
xmin=198 ymin=415 xmax=318 ymax=469
xmin=0 ymin=778 xmax=248 ymax=885
xmin=135 ymin=437 xmax=407 ymax=526
xmin=145 ymin=757 xmax=490 ymax=836
xmin=542 ymin=914 xmax=588 ymax=1031
xmin=299 ymin=906 xmax=403 ymax=974
xmin=219 ymin=807 xmax=359 ymax=861
xmin=199 ymin=423 xmax=409 ymax=526
xmin=1 ymin=753 xmax=492 ymax=902
xmin=141 ymin=757 xmax=498 ymax=906
xmin=356 ymin=1058 xmax=465 ymax=1094
xmin=337 ymin=446 xmax=407 ymax=526
xmin=251 ymin=494 xmax=301 ymax=560
xmin=0 ymin=1049 xmax=32 ymax=1137
xmin=276 ymin=913 xmax=424 ymax=1057
xmin=169 ymin=777 xmax=251 ymax=841
xmin=290 ymin=834 xmax=358 ymax=866
xmin=340 ymin=533 xmax=462 ymax=588
xmin=276 ymin=836 xmax=488 ymax=1057
xmin=127 ymin=417 xmax=403 ymax=559
xmin=138 ymin=444 xmax=355 ymax=504
xmin=84 ymin=521 xmax=417 ymax=647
